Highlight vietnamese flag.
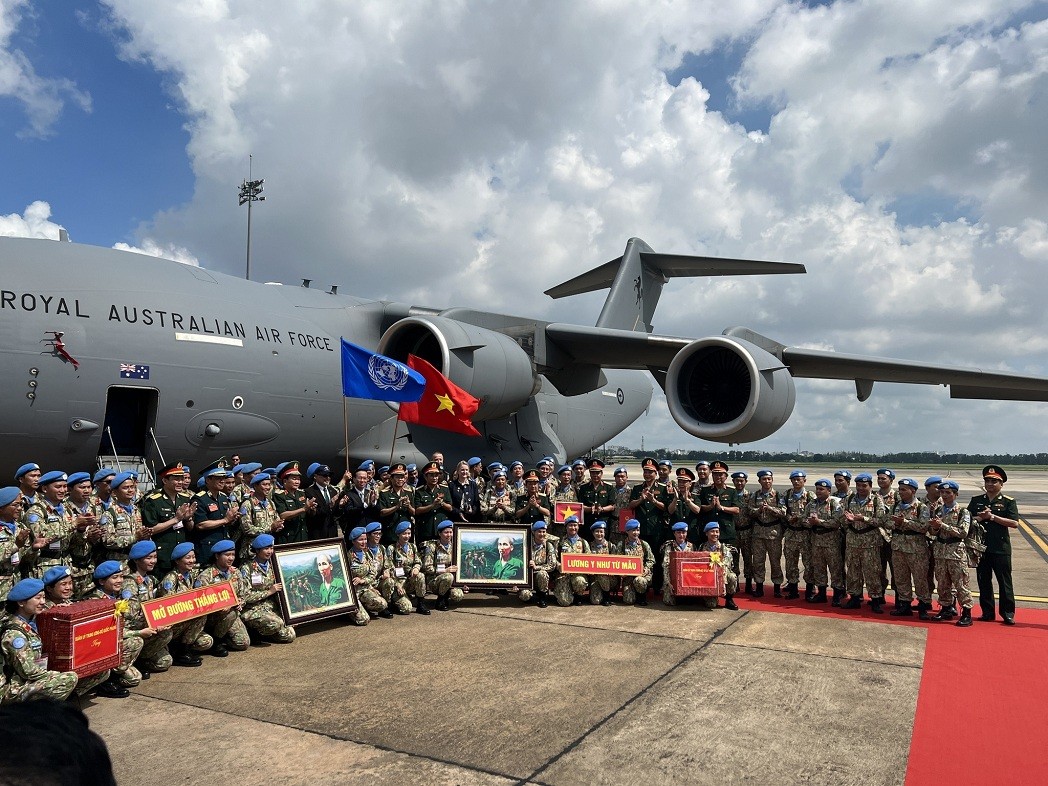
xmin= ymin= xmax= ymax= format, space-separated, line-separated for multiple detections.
xmin=397 ymin=355 xmax=482 ymax=437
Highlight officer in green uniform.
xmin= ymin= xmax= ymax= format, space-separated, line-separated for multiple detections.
xmin=514 ymin=470 xmax=552 ymax=524
xmin=413 ymin=461 xmax=452 ymax=544
xmin=967 ymin=465 xmax=1019 ymax=625
xmin=192 ymin=467 xmax=239 ymax=556
xmin=376 ymin=463 xmax=414 ymax=545
xmin=699 ymin=462 xmax=741 ymax=592
xmin=629 ymin=458 xmax=673 ymax=591
xmin=273 ymin=463 xmax=313 ymax=544
xmin=139 ymin=463 xmax=195 ymax=574
xmin=672 ymin=468 xmax=702 ymax=542
xmin=576 ymin=458 xmax=614 ymax=536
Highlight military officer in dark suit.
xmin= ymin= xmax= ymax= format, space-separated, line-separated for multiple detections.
xmin=337 ymin=467 xmax=379 ymax=546
xmin=192 ymin=468 xmax=239 ymax=558
xmin=967 ymin=465 xmax=1020 ymax=625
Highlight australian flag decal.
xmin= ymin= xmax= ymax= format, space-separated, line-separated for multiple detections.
xmin=120 ymin=363 xmax=150 ymax=379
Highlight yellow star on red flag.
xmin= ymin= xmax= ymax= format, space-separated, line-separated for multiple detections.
xmin=434 ymin=393 xmax=455 ymax=413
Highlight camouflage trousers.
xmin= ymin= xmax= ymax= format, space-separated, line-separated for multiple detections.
xmin=171 ymin=616 xmax=214 ymax=652
xmin=4 ymin=670 xmax=78 ymax=702
xmin=935 ymin=558 xmax=973 ymax=609
xmin=115 ymin=635 xmax=144 ymax=686
xmin=589 ymin=575 xmax=616 ymax=604
xmin=751 ymin=533 xmax=784 ymax=584
xmin=137 ymin=628 xmax=174 ymax=671
xmin=208 ymin=608 xmax=250 ymax=650
xmin=242 ymin=603 xmax=296 ymax=643
xmin=518 ymin=569 xmax=552 ymax=602
xmin=376 ymin=575 xmax=397 ymax=604
xmin=426 ymin=574 xmax=463 ymax=603
xmin=809 ymin=531 xmax=845 ymax=589
xmin=621 ymin=575 xmax=650 ymax=605
xmin=783 ymin=530 xmax=813 ymax=584
xmin=891 ymin=545 xmax=931 ymax=604
xmin=735 ymin=528 xmax=755 ymax=581
xmin=357 ymin=586 xmax=389 ymax=618
xmin=390 ymin=573 xmax=427 ymax=613
xmin=76 ymin=670 xmax=112 ymax=696
xmin=553 ymin=573 xmax=588 ymax=606
xmin=846 ymin=545 xmax=884 ymax=598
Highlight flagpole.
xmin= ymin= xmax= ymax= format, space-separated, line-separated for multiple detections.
xmin=343 ymin=396 xmax=350 ymax=475
xmin=388 ymin=412 xmax=400 ymax=468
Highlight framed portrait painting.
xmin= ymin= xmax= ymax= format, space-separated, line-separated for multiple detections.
xmin=454 ymin=524 xmax=532 ymax=588
xmin=272 ymin=538 xmax=358 ymax=625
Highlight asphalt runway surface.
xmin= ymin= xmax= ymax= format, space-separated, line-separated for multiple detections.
xmin=81 ymin=467 xmax=1048 ymax=785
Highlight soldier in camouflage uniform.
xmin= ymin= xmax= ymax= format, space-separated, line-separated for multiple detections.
xmin=365 ymin=522 xmax=400 ymax=614
xmin=729 ymin=472 xmax=756 ymax=595
xmin=238 ymin=473 xmax=282 ymax=560
xmin=697 ymin=522 xmax=739 ymax=610
xmin=804 ymin=480 xmax=844 ymax=605
xmin=889 ymin=479 xmax=932 ymax=619
xmin=196 ymin=540 xmax=251 ymax=652
xmin=661 ymin=522 xmax=695 ymax=606
xmin=377 ymin=464 xmax=414 ymax=545
xmin=239 ymin=534 xmax=296 ymax=643
xmin=520 ymin=521 xmax=558 ymax=607
xmin=123 ymin=540 xmax=175 ymax=673
xmin=587 ymin=520 xmax=617 ymax=606
xmin=348 ymin=526 xmax=392 ymax=622
xmin=577 ymin=458 xmax=614 ymax=537
xmin=82 ymin=561 xmax=144 ymax=694
xmin=620 ymin=519 xmax=655 ymax=605
xmin=65 ymin=472 xmax=104 ymax=589
xmin=835 ymin=473 xmax=890 ymax=613
xmin=931 ymin=481 xmax=974 ymax=626
xmin=0 ymin=488 xmax=29 ymax=602
xmin=387 ymin=521 xmax=429 ymax=614
xmin=554 ymin=515 xmax=589 ymax=606
xmin=156 ymin=542 xmax=213 ymax=665
xmin=922 ymin=476 xmax=944 ymax=609
xmin=783 ymin=470 xmax=816 ymax=600
xmin=549 ymin=466 xmax=579 ymax=540
xmin=749 ymin=469 xmax=785 ymax=597
xmin=1 ymin=579 xmax=79 ymax=702
xmin=24 ymin=472 xmax=93 ymax=591
xmin=876 ymin=468 xmax=898 ymax=592
xmin=515 ymin=470 xmax=552 ymax=528
xmin=480 ymin=471 xmax=516 ymax=523
xmin=422 ymin=520 xmax=463 ymax=611
xmin=98 ymin=471 xmax=143 ymax=567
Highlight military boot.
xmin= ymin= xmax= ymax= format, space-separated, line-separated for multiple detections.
xmin=830 ymin=588 xmax=843 ymax=607
xmin=814 ymin=586 xmax=828 ymax=603
xmin=870 ymin=596 xmax=886 ymax=614
xmin=843 ymin=594 xmax=863 ymax=609
xmin=573 ymin=593 xmax=585 ymax=606
xmin=773 ymin=583 xmax=782 ymax=598
xmin=804 ymin=584 xmax=816 ymax=602
xmin=95 ymin=678 xmax=131 ymax=699
xmin=536 ymin=590 xmax=549 ymax=609
xmin=890 ymin=601 xmax=913 ymax=617
xmin=435 ymin=593 xmax=449 ymax=611
xmin=416 ymin=598 xmax=431 ymax=615
xmin=745 ymin=578 xmax=754 ymax=595
xmin=916 ymin=601 xmax=932 ymax=621
xmin=754 ymin=583 xmax=765 ymax=598
xmin=785 ymin=582 xmax=800 ymax=599
xmin=723 ymin=594 xmax=739 ymax=611
xmin=956 ymin=608 xmax=973 ymax=627
xmin=934 ymin=602 xmax=957 ymax=621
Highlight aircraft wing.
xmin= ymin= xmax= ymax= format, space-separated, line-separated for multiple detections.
xmin=544 ymin=323 xmax=1048 ymax=401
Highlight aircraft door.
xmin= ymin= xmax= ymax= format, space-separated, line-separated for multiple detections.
xmin=99 ymin=386 xmax=159 ymax=460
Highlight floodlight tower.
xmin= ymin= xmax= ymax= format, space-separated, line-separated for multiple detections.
xmin=238 ymin=155 xmax=265 ymax=280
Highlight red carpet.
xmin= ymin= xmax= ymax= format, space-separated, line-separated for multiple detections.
xmin=729 ymin=594 xmax=1048 ymax=784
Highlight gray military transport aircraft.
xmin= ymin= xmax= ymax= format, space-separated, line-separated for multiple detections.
xmin=2 ymin=235 xmax=1047 ymax=480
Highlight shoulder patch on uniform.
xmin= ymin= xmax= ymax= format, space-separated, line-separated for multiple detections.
xmin=193 ymin=579 xmax=203 ymax=588
xmin=194 ymin=490 xmax=206 ymax=498
xmin=120 ymin=589 xmax=133 ymax=599
xmin=162 ymin=580 xmax=174 ymax=591
xmin=11 ymin=636 xmax=26 ymax=650
xmin=27 ymin=514 xmax=39 ymax=524
xmin=148 ymin=491 xmax=162 ymax=499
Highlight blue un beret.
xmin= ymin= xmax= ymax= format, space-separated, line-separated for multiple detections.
xmin=406 ymin=464 xmax=417 ymax=472
xmin=939 ymin=480 xmax=959 ymax=492
xmin=854 ymin=473 xmax=873 ymax=483
xmin=67 ymin=472 xmax=92 ymax=486
xmin=467 ymin=457 xmax=482 ymax=467
xmin=877 ymin=468 xmax=895 ymax=480
xmin=589 ymin=519 xmax=606 ymax=530
xmin=925 ymin=476 xmax=943 ymax=487
xmin=251 ymin=533 xmax=275 ymax=550
xmin=564 ymin=515 xmax=579 ymax=524
xmin=349 ymin=526 xmax=366 ymax=540
xmin=436 ymin=520 xmax=454 ymax=532
xmin=171 ymin=542 xmax=196 ymax=561
xmin=230 ymin=464 xmax=245 ymax=475
xmin=703 ymin=522 xmax=720 ymax=533
xmin=42 ymin=566 xmax=71 ymax=585
xmin=93 ymin=468 xmax=117 ymax=483
xmin=814 ymin=479 xmax=832 ymax=489
xmin=111 ymin=471 xmax=137 ymax=489
xmin=8 ymin=578 xmax=45 ymax=602
xmin=834 ymin=470 xmax=852 ymax=480
xmin=129 ymin=540 xmax=158 ymax=560
xmin=14 ymin=463 xmax=39 ymax=481
xmin=756 ymin=469 xmax=773 ymax=479
xmin=672 ymin=522 xmax=689 ymax=532
xmin=395 ymin=521 xmax=412 ymax=535
xmin=558 ymin=465 xmax=571 ymax=475
xmin=359 ymin=460 xmax=375 ymax=471
xmin=195 ymin=477 xmax=206 ymax=489
xmin=38 ymin=471 xmax=67 ymax=486
xmin=898 ymin=478 xmax=918 ymax=490
xmin=211 ymin=539 xmax=237 ymax=555
xmin=531 ymin=520 xmax=548 ymax=531
xmin=93 ymin=561 xmax=123 ymax=581
xmin=731 ymin=471 xmax=748 ymax=480
xmin=0 ymin=487 xmax=20 ymax=508
xmin=510 ymin=461 xmax=523 ymax=469
xmin=365 ymin=522 xmax=382 ymax=534
xmin=789 ymin=470 xmax=807 ymax=479
xmin=241 ymin=462 xmax=263 ymax=474
xmin=249 ymin=472 xmax=272 ymax=486
xmin=625 ymin=518 xmax=640 ymax=531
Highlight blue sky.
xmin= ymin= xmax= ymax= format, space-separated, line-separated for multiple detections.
xmin=3 ymin=1 xmax=1048 ymax=453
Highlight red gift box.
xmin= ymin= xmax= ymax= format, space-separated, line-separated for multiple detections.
xmin=37 ymin=598 xmax=123 ymax=679
xmin=669 ymin=552 xmax=724 ymax=597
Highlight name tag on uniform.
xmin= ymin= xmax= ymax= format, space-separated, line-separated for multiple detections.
xmin=251 ymin=573 xmax=264 ymax=587
xmin=48 ymin=540 xmax=61 ymax=551
xmin=34 ymin=655 xmax=48 ymax=670
xmin=208 ymin=504 xmax=218 ymax=512
xmin=436 ymin=565 xmax=447 ymax=573
xmin=10 ymin=552 xmax=20 ymax=566
xmin=395 ymin=567 xmax=405 ymax=578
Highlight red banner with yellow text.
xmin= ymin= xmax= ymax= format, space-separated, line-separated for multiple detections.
xmin=141 ymin=581 xmax=239 ymax=628
xmin=560 ymin=553 xmax=643 ymax=576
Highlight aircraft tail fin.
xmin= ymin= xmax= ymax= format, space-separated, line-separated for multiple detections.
xmin=543 ymin=237 xmax=805 ymax=333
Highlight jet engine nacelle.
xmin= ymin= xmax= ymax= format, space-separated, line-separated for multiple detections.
xmin=379 ymin=316 xmax=540 ymax=420
xmin=665 ymin=336 xmax=796 ymax=443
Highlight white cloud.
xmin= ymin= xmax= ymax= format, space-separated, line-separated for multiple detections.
xmin=0 ymin=200 xmax=63 ymax=238
xmin=112 ymin=239 xmax=199 ymax=266
xmin=0 ymin=0 xmax=90 ymax=136
xmin=23 ymin=0 xmax=1048 ymax=451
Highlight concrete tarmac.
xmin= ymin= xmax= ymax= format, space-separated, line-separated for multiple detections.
xmin=80 ymin=468 xmax=1048 ymax=785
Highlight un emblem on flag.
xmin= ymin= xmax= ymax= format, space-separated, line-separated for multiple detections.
xmin=368 ymin=356 xmax=409 ymax=391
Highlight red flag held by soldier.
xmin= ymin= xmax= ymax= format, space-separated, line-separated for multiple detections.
xmin=397 ymin=355 xmax=482 ymax=437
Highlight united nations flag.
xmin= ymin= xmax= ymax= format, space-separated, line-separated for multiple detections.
xmin=340 ymin=338 xmax=425 ymax=402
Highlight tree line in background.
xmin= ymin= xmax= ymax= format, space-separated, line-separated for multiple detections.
xmin=603 ymin=448 xmax=1048 ymax=466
